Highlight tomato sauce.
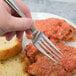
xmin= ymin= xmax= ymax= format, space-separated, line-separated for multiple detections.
xmin=25 ymin=18 xmax=76 ymax=76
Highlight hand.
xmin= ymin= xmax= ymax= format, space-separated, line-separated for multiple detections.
xmin=0 ymin=0 xmax=34 ymax=40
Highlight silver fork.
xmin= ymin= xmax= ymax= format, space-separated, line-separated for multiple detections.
xmin=5 ymin=0 xmax=63 ymax=63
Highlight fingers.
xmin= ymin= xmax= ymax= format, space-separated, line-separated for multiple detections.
xmin=26 ymin=29 xmax=32 ymax=34
xmin=16 ymin=31 xmax=24 ymax=39
xmin=5 ymin=32 xmax=16 ymax=41
xmin=12 ymin=0 xmax=32 ymax=18
xmin=4 ymin=31 xmax=24 ymax=41
xmin=8 ymin=16 xmax=34 ymax=32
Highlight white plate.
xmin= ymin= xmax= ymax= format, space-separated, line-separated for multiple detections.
xmin=22 ymin=12 xmax=76 ymax=76
xmin=31 ymin=12 xmax=76 ymax=28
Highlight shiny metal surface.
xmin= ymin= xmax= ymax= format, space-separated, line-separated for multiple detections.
xmin=5 ymin=0 xmax=63 ymax=63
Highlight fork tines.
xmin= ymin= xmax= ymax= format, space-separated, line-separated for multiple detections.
xmin=33 ymin=31 xmax=63 ymax=63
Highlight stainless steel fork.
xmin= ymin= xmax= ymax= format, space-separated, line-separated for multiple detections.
xmin=5 ymin=0 xmax=63 ymax=63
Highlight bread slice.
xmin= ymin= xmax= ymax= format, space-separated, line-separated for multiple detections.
xmin=0 ymin=36 xmax=22 ymax=60
xmin=0 ymin=53 xmax=30 ymax=76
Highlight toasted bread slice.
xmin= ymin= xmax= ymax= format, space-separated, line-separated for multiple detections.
xmin=0 ymin=36 xmax=22 ymax=60
xmin=0 ymin=53 xmax=30 ymax=76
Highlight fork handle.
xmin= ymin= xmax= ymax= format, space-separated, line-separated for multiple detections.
xmin=5 ymin=0 xmax=36 ymax=32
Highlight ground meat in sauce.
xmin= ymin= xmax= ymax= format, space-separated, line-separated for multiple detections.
xmin=26 ymin=18 xmax=75 ymax=41
xmin=25 ymin=18 xmax=76 ymax=76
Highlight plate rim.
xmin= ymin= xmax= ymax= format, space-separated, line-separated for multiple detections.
xmin=31 ymin=12 xmax=76 ymax=28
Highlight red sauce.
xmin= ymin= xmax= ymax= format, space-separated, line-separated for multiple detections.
xmin=25 ymin=18 xmax=76 ymax=76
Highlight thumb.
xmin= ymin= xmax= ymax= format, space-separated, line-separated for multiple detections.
xmin=8 ymin=16 xmax=34 ymax=32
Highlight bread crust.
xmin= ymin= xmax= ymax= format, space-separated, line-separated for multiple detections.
xmin=0 ymin=38 xmax=22 ymax=60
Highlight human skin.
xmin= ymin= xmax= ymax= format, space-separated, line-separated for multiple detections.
xmin=0 ymin=0 xmax=34 ymax=40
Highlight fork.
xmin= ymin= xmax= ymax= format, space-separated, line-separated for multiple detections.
xmin=5 ymin=0 xmax=63 ymax=63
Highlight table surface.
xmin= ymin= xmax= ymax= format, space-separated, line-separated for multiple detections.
xmin=23 ymin=0 xmax=76 ymax=25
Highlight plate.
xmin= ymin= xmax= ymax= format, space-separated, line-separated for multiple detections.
xmin=22 ymin=12 xmax=76 ymax=76
xmin=23 ymin=12 xmax=76 ymax=47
